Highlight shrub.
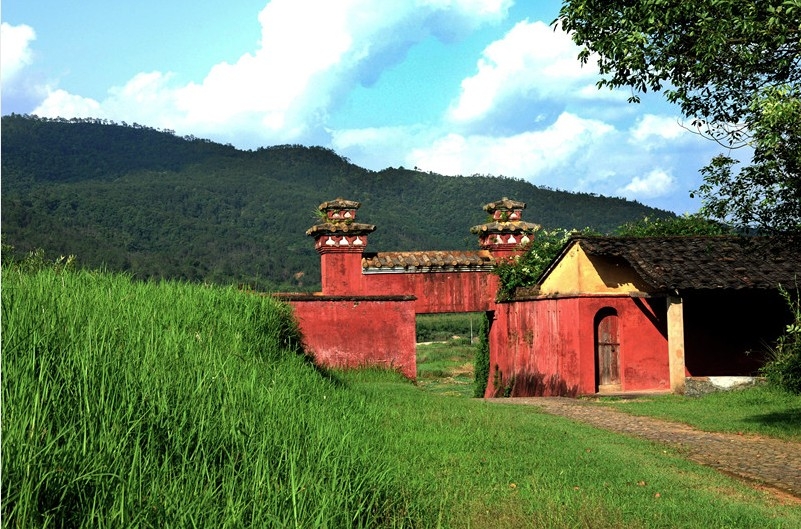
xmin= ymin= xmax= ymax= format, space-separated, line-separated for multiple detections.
xmin=493 ymin=228 xmax=595 ymax=300
xmin=473 ymin=313 xmax=490 ymax=398
xmin=615 ymin=213 xmax=732 ymax=237
xmin=760 ymin=286 xmax=801 ymax=394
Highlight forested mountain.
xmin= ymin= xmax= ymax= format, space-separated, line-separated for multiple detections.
xmin=1 ymin=114 xmax=674 ymax=290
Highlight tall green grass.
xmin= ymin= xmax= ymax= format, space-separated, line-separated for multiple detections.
xmin=2 ymin=266 xmax=415 ymax=527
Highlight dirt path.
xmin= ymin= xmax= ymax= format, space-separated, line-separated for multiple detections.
xmin=490 ymin=397 xmax=801 ymax=501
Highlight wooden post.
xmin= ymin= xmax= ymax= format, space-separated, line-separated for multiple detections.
xmin=666 ymin=295 xmax=686 ymax=393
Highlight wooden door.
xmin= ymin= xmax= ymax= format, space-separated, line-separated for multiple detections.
xmin=596 ymin=310 xmax=621 ymax=391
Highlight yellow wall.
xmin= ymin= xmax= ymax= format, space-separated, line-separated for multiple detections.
xmin=539 ymin=243 xmax=650 ymax=295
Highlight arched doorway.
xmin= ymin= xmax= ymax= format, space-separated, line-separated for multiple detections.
xmin=595 ymin=308 xmax=621 ymax=392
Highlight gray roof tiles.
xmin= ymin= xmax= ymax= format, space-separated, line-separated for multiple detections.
xmin=572 ymin=236 xmax=801 ymax=291
xmin=362 ymin=250 xmax=493 ymax=272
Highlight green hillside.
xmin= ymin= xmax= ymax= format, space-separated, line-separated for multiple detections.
xmin=1 ymin=114 xmax=674 ymax=290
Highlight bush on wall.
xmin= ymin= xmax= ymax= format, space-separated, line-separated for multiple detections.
xmin=761 ymin=286 xmax=801 ymax=394
xmin=473 ymin=312 xmax=491 ymax=398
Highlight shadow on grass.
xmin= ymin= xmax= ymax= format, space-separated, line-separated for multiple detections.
xmin=742 ymin=409 xmax=801 ymax=434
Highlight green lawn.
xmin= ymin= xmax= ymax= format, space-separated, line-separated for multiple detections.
xmin=417 ymin=338 xmax=801 ymax=442
xmin=345 ymin=370 xmax=801 ymax=528
xmin=416 ymin=339 xmax=477 ymax=397
xmin=587 ymin=385 xmax=801 ymax=442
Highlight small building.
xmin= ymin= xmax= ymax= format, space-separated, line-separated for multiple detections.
xmin=487 ymin=235 xmax=801 ymax=397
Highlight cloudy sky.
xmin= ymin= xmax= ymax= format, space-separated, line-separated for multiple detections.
xmin=2 ymin=0 xmax=725 ymax=214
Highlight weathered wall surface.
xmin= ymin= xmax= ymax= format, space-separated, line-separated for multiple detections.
xmin=282 ymin=295 xmax=417 ymax=379
xmin=487 ymin=296 xmax=670 ymax=397
xmin=318 ymin=252 xmax=365 ymax=296
xmin=361 ymin=271 xmax=499 ymax=314
xmin=487 ymin=298 xmax=585 ymax=397
xmin=319 ymin=253 xmax=499 ymax=314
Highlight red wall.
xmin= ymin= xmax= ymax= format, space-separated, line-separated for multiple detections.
xmin=290 ymin=249 xmax=502 ymax=381
xmin=319 ymin=252 xmax=365 ymax=296
xmin=487 ymin=296 xmax=670 ymax=397
xmin=361 ymin=271 xmax=499 ymax=314
xmin=319 ymin=252 xmax=498 ymax=313
xmin=283 ymin=295 xmax=417 ymax=379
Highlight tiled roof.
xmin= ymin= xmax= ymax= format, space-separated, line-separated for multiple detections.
xmin=483 ymin=197 xmax=526 ymax=212
xmin=362 ymin=250 xmax=493 ymax=272
xmin=306 ymin=221 xmax=376 ymax=237
xmin=470 ymin=220 xmax=540 ymax=235
xmin=318 ymin=197 xmax=361 ymax=210
xmin=571 ymin=236 xmax=801 ymax=291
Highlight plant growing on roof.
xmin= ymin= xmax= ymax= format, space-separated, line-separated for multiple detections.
xmin=493 ymin=227 xmax=596 ymax=300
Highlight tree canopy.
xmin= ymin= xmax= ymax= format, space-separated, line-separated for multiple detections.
xmin=615 ymin=213 xmax=733 ymax=237
xmin=557 ymin=0 xmax=801 ymax=233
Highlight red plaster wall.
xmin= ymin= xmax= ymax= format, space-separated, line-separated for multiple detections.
xmin=320 ymin=249 xmax=501 ymax=313
xmin=487 ymin=299 xmax=585 ymax=397
xmin=581 ymin=297 xmax=669 ymax=392
xmin=487 ymin=296 xmax=670 ymax=397
xmin=287 ymin=297 xmax=417 ymax=379
xmin=361 ymin=272 xmax=499 ymax=313
xmin=319 ymin=252 xmax=365 ymax=295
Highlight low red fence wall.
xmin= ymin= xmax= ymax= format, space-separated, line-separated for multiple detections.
xmin=277 ymin=294 xmax=418 ymax=379
xmin=361 ymin=271 xmax=498 ymax=314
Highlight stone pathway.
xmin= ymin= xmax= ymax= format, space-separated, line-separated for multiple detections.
xmin=493 ymin=397 xmax=801 ymax=499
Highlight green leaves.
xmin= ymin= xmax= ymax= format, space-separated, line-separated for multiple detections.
xmin=697 ymin=85 xmax=801 ymax=232
xmin=493 ymin=227 xmax=596 ymax=300
xmin=558 ymin=0 xmax=800 ymax=128
xmin=615 ymin=214 xmax=732 ymax=237
xmin=760 ymin=286 xmax=801 ymax=394
xmin=557 ymin=0 xmax=801 ymax=233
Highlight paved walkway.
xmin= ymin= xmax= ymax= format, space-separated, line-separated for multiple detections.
xmin=493 ymin=397 xmax=801 ymax=499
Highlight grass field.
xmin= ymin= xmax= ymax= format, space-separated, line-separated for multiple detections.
xmin=587 ymin=386 xmax=801 ymax=442
xmin=416 ymin=339 xmax=476 ymax=397
xmin=346 ymin=369 xmax=801 ymax=528
xmin=416 ymin=336 xmax=801 ymax=443
xmin=4 ymin=264 xmax=801 ymax=527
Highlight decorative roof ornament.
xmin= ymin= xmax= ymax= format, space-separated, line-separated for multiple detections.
xmin=471 ymin=197 xmax=540 ymax=251
xmin=483 ymin=197 xmax=527 ymax=217
xmin=306 ymin=198 xmax=376 ymax=252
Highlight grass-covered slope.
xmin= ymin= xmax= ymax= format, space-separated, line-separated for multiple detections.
xmin=1 ymin=264 xmax=412 ymax=527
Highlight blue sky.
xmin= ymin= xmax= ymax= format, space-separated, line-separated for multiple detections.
xmin=2 ymin=0 xmax=725 ymax=215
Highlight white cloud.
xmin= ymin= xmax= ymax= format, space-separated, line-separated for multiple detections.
xmin=30 ymin=0 xmax=511 ymax=146
xmin=31 ymin=89 xmax=101 ymax=118
xmin=1 ymin=22 xmax=36 ymax=86
xmin=10 ymin=1 xmax=714 ymax=215
xmin=408 ymin=112 xmax=613 ymax=181
xmin=330 ymin=124 xmax=432 ymax=170
xmin=618 ymin=169 xmax=676 ymax=199
xmin=447 ymin=20 xmax=602 ymax=126
xmin=630 ymin=114 xmax=688 ymax=144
